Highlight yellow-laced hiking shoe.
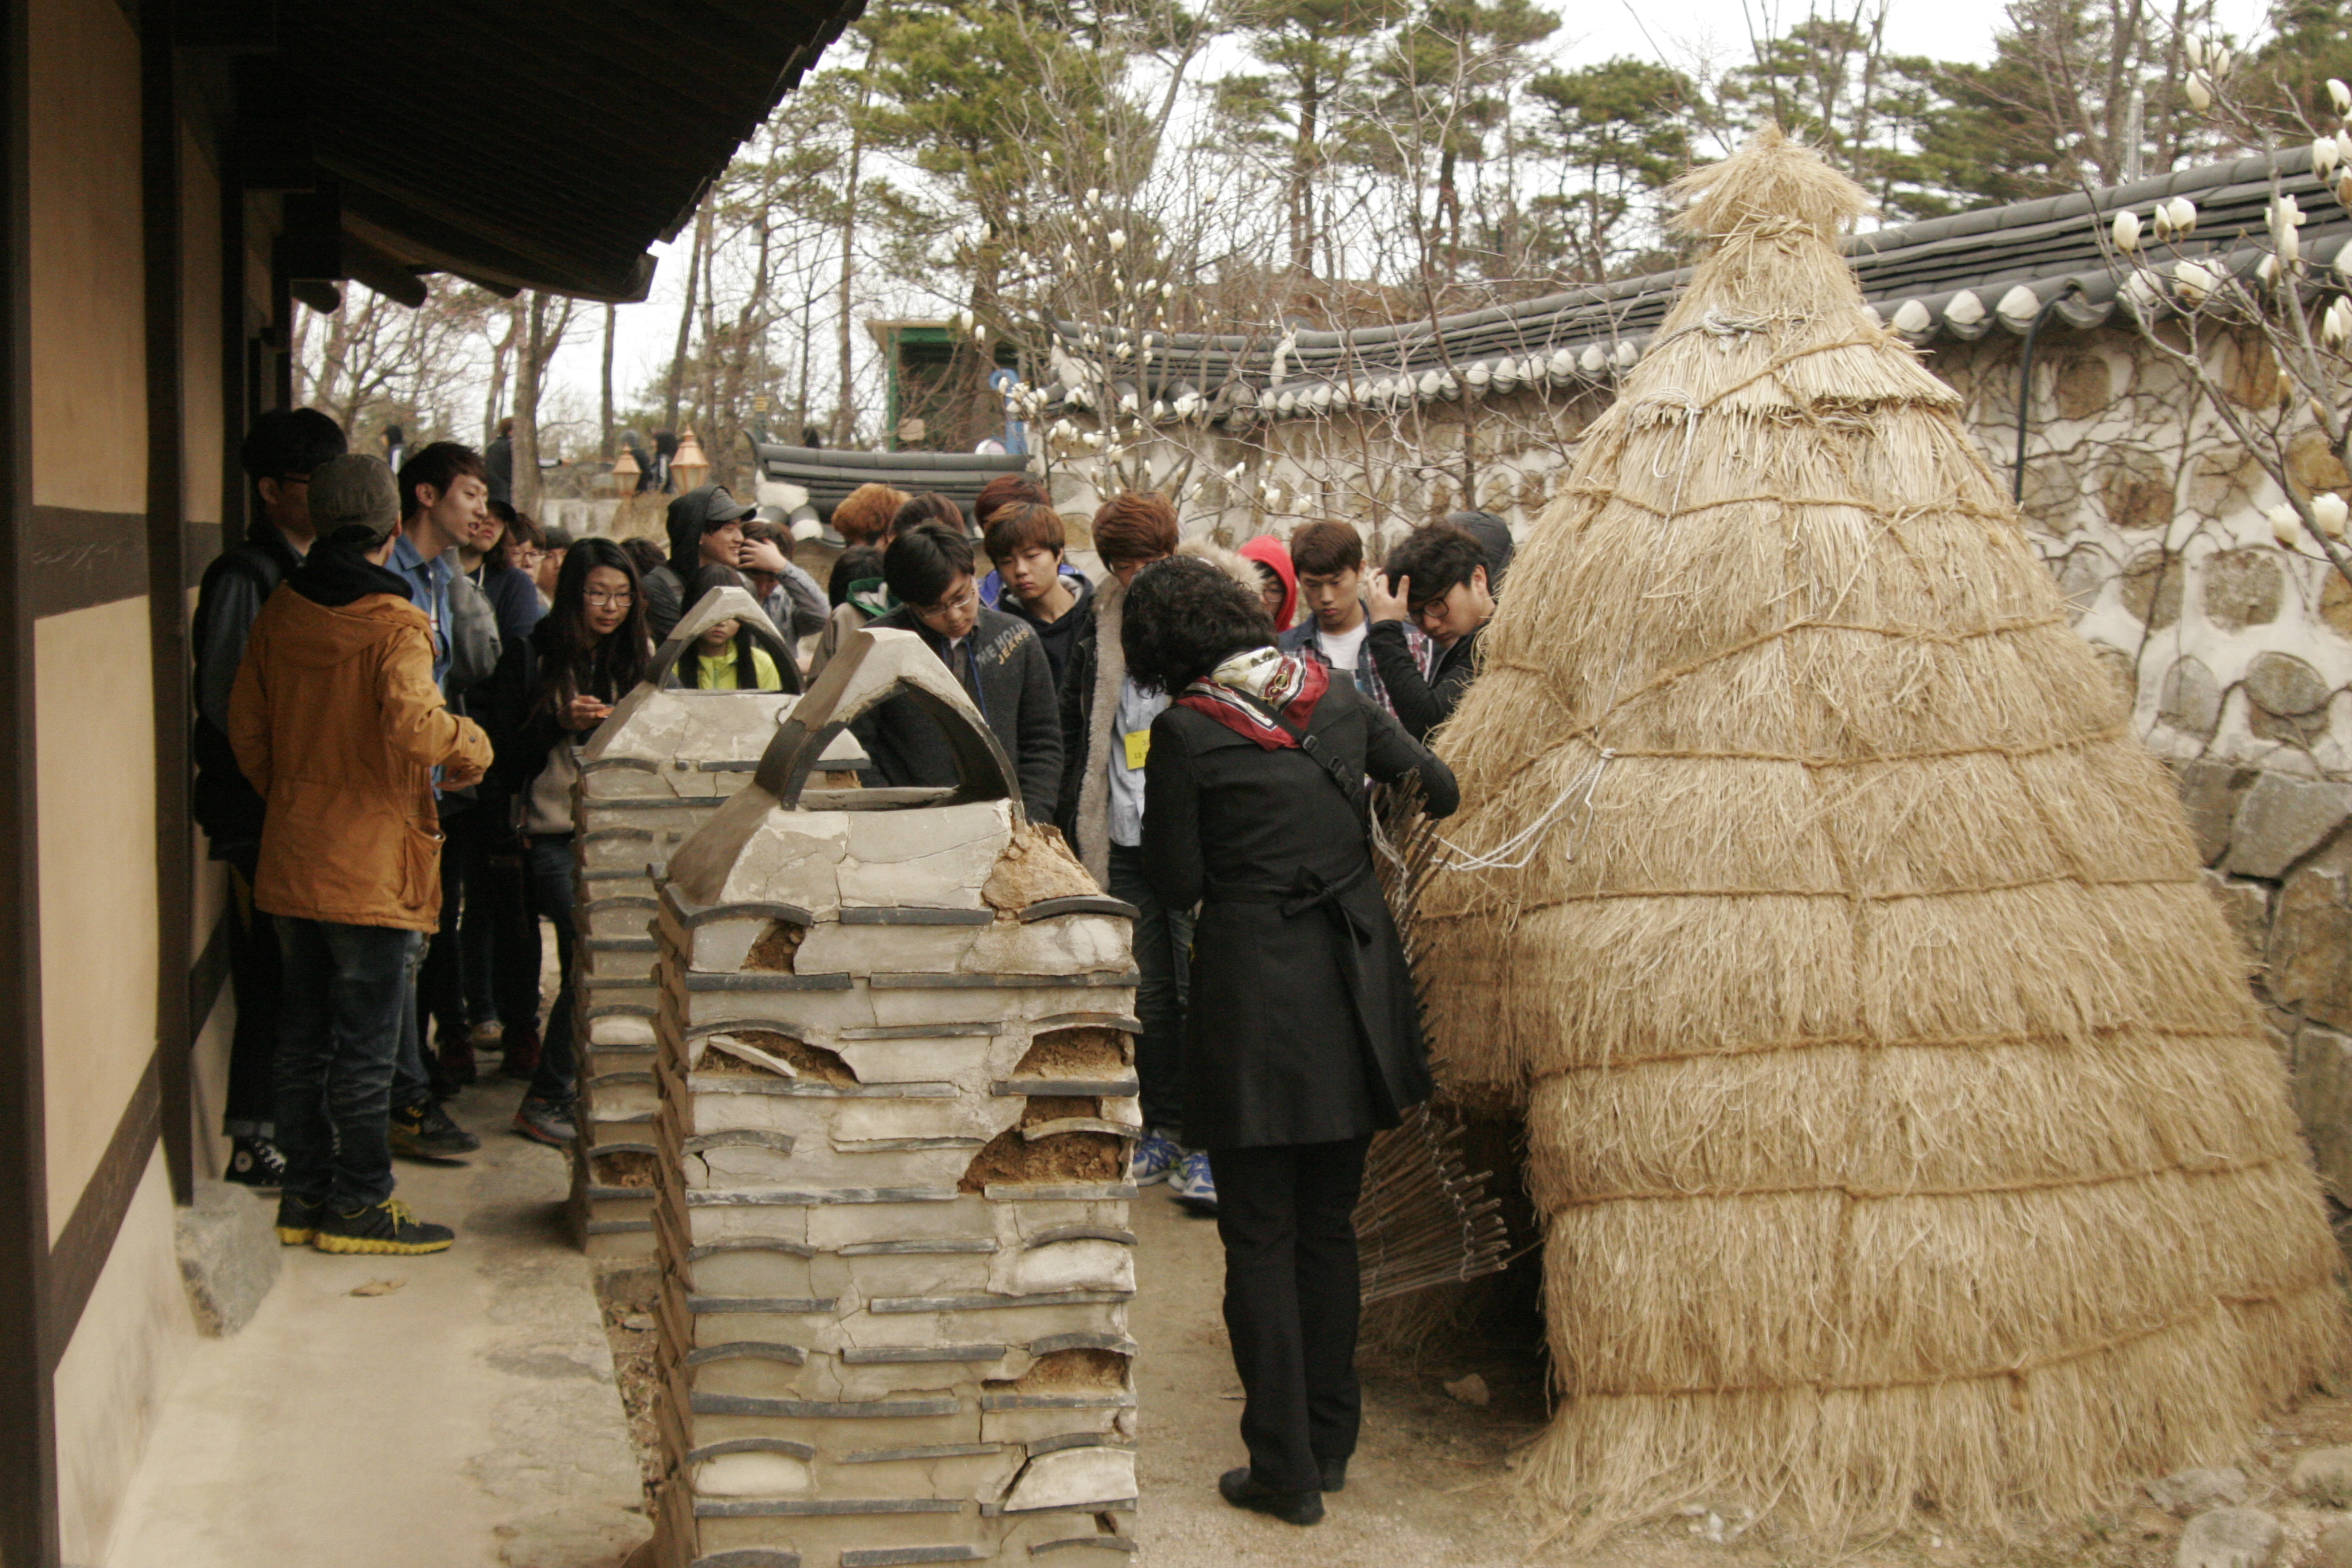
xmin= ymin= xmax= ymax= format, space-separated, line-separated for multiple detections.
xmin=311 ymin=1197 xmax=454 ymax=1255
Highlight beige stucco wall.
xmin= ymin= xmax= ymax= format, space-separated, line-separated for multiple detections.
xmin=30 ymin=0 xmax=158 ymax=1237
xmin=51 ymin=1148 xmax=197 ymax=1566
xmin=30 ymin=0 xmax=144 ymax=518
xmin=36 ymin=599 xmax=160 ymax=1238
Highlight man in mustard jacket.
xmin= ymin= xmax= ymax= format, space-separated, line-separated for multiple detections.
xmin=230 ymin=454 xmax=493 ymax=1255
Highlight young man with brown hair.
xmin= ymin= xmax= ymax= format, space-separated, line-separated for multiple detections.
xmin=984 ymin=500 xmax=1091 ymax=685
xmin=810 ymin=483 xmax=916 ymax=679
xmin=230 ymin=455 xmax=493 ymax=1254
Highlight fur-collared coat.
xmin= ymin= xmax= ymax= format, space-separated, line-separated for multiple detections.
xmin=1055 ymin=541 xmax=1260 ymax=881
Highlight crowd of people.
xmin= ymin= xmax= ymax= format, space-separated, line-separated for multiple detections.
xmin=195 ymin=404 xmax=1509 ymax=1520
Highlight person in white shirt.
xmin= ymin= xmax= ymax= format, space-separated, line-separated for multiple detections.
xmin=1277 ymin=520 xmax=1434 ymax=720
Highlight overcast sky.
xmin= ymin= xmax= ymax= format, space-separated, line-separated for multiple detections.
xmin=542 ymin=0 xmax=2281 ymax=435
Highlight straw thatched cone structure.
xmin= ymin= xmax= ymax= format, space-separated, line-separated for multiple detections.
xmin=1418 ymin=130 xmax=2349 ymax=1538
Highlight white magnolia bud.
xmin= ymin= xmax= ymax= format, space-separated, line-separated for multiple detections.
xmin=2174 ymin=258 xmax=2218 ymax=305
xmin=2185 ymin=36 xmax=2206 ymax=68
xmin=2270 ymin=502 xmax=2303 ymax=545
xmin=2186 ymin=70 xmax=2212 ymax=112
xmin=1108 ymin=230 xmax=1126 ymax=252
xmin=2328 ymin=297 xmax=2352 ymax=348
xmin=2210 ymin=46 xmax=2232 ymax=77
xmin=2331 ymin=77 xmax=2350 ymax=113
xmin=1083 ymin=187 xmax=1099 ymax=205
xmin=2113 ymin=209 xmax=2143 ymax=251
xmin=2164 ymin=196 xmax=2198 ymax=236
xmin=2320 ymin=138 xmax=2343 ymax=181
xmin=2317 ymin=492 xmax=2350 ymax=538
xmin=2282 ymin=228 xmax=2302 ymax=266
xmin=2260 ymin=254 xmax=2282 ymax=285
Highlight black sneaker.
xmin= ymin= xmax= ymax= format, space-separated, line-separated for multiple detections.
xmin=1320 ymin=1457 xmax=1348 ymax=1493
xmin=389 ymin=1100 xmax=481 ymax=1157
xmin=226 ymin=1135 xmax=287 ymax=1189
xmin=1218 ymin=1467 xmax=1324 ymax=1526
xmin=275 ymin=1193 xmax=326 ymax=1246
xmin=311 ymin=1197 xmax=454 ymax=1255
xmin=511 ymin=1097 xmax=577 ymax=1148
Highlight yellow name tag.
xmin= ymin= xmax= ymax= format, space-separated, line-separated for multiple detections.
xmin=1122 ymin=730 xmax=1150 ymax=770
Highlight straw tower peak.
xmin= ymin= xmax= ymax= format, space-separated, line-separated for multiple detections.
xmin=1672 ymin=124 xmax=1871 ymax=246
xmin=1416 ymin=133 xmax=2346 ymax=1542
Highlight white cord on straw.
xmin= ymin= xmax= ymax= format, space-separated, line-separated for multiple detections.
xmin=1434 ymin=748 xmax=1616 ymax=873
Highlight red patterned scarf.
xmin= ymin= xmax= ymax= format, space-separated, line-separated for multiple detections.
xmin=1175 ymin=646 xmax=1330 ymax=750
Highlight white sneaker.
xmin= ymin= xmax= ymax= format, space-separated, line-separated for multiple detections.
xmin=1171 ymin=1150 xmax=1218 ymax=1212
xmin=1129 ymin=1129 xmax=1182 ymax=1185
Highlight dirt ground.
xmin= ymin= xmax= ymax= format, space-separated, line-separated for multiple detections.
xmin=591 ymin=1184 xmax=2352 ymax=1568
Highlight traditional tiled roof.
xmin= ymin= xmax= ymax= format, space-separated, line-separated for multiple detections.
xmin=289 ymin=0 xmax=866 ymax=303
xmin=1048 ymin=145 xmax=2352 ymax=426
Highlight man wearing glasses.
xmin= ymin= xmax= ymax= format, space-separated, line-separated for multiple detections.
xmin=1364 ymin=521 xmax=1498 ymax=745
xmin=850 ymin=520 xmax=1063 ymax=819
xmin=192 ymin=408 xmax=348 ymax=1189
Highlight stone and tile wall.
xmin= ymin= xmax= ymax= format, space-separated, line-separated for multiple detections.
xmin=1935 ymin=327 xmax=2352 ymax=1204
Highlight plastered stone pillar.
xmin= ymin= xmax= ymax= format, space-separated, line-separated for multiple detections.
xmin=645 ymin=629 xmax=1144 ymax=1567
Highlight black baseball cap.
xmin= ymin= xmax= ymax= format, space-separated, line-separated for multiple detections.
xmin=670 ymin=484 xmax=756 ymax=534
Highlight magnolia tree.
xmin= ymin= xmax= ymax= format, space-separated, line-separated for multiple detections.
xmin=990 ymin=15 xmax=1643 ymax=543
xmin=2101 ymin=36 xmax=2352 ymax=591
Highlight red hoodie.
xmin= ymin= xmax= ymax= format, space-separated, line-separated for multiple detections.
xmin=1238 ymin=534 xmax=1299 ymax=632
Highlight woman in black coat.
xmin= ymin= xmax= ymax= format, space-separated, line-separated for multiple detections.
xmin=1126 ymin=556 xmax=1459 ymax=1527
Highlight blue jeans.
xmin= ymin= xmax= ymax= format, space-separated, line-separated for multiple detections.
xmin=524 ymin=835 xmax=579 ymax=1106
xmin=392 ymin=931 xmax=433 ymax=1111
xmin=1107 ymin=842 xmax=1191 ymax=1134
xmin=274 ymin=918 xmax=422 ymax=1211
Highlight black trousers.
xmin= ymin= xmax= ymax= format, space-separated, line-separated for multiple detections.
xmin=1208 ymin=1136 xmax=1371 ymax=1492
xmin=219 ymin=850 xmax=280 ymax=1135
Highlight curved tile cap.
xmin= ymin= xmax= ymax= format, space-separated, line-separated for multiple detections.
xmin=1038 ymin=142 xmax=2349 ymax=423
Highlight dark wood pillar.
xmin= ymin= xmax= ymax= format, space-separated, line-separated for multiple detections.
xmin=142 ymin=0 xmax=193 ymax=1204
xmin=0 ymin=0 xmax=61 ymax=1555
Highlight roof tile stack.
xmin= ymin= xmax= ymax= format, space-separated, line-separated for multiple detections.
xmin=643 ymin=629 xmax=1145 ymax=1568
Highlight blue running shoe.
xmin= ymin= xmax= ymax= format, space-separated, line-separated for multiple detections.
xmin=1171 ymin=1150 xmax=1218 ymax=1212
xmin=1129 ymin=1129 xmax=1182 ymax=1186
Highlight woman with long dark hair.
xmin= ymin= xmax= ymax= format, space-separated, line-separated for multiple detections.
xmin=487 ymin=536 xmax=650 ymax=1146
xmin=1124 ymin=555 xmax=1459 ymax=1528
